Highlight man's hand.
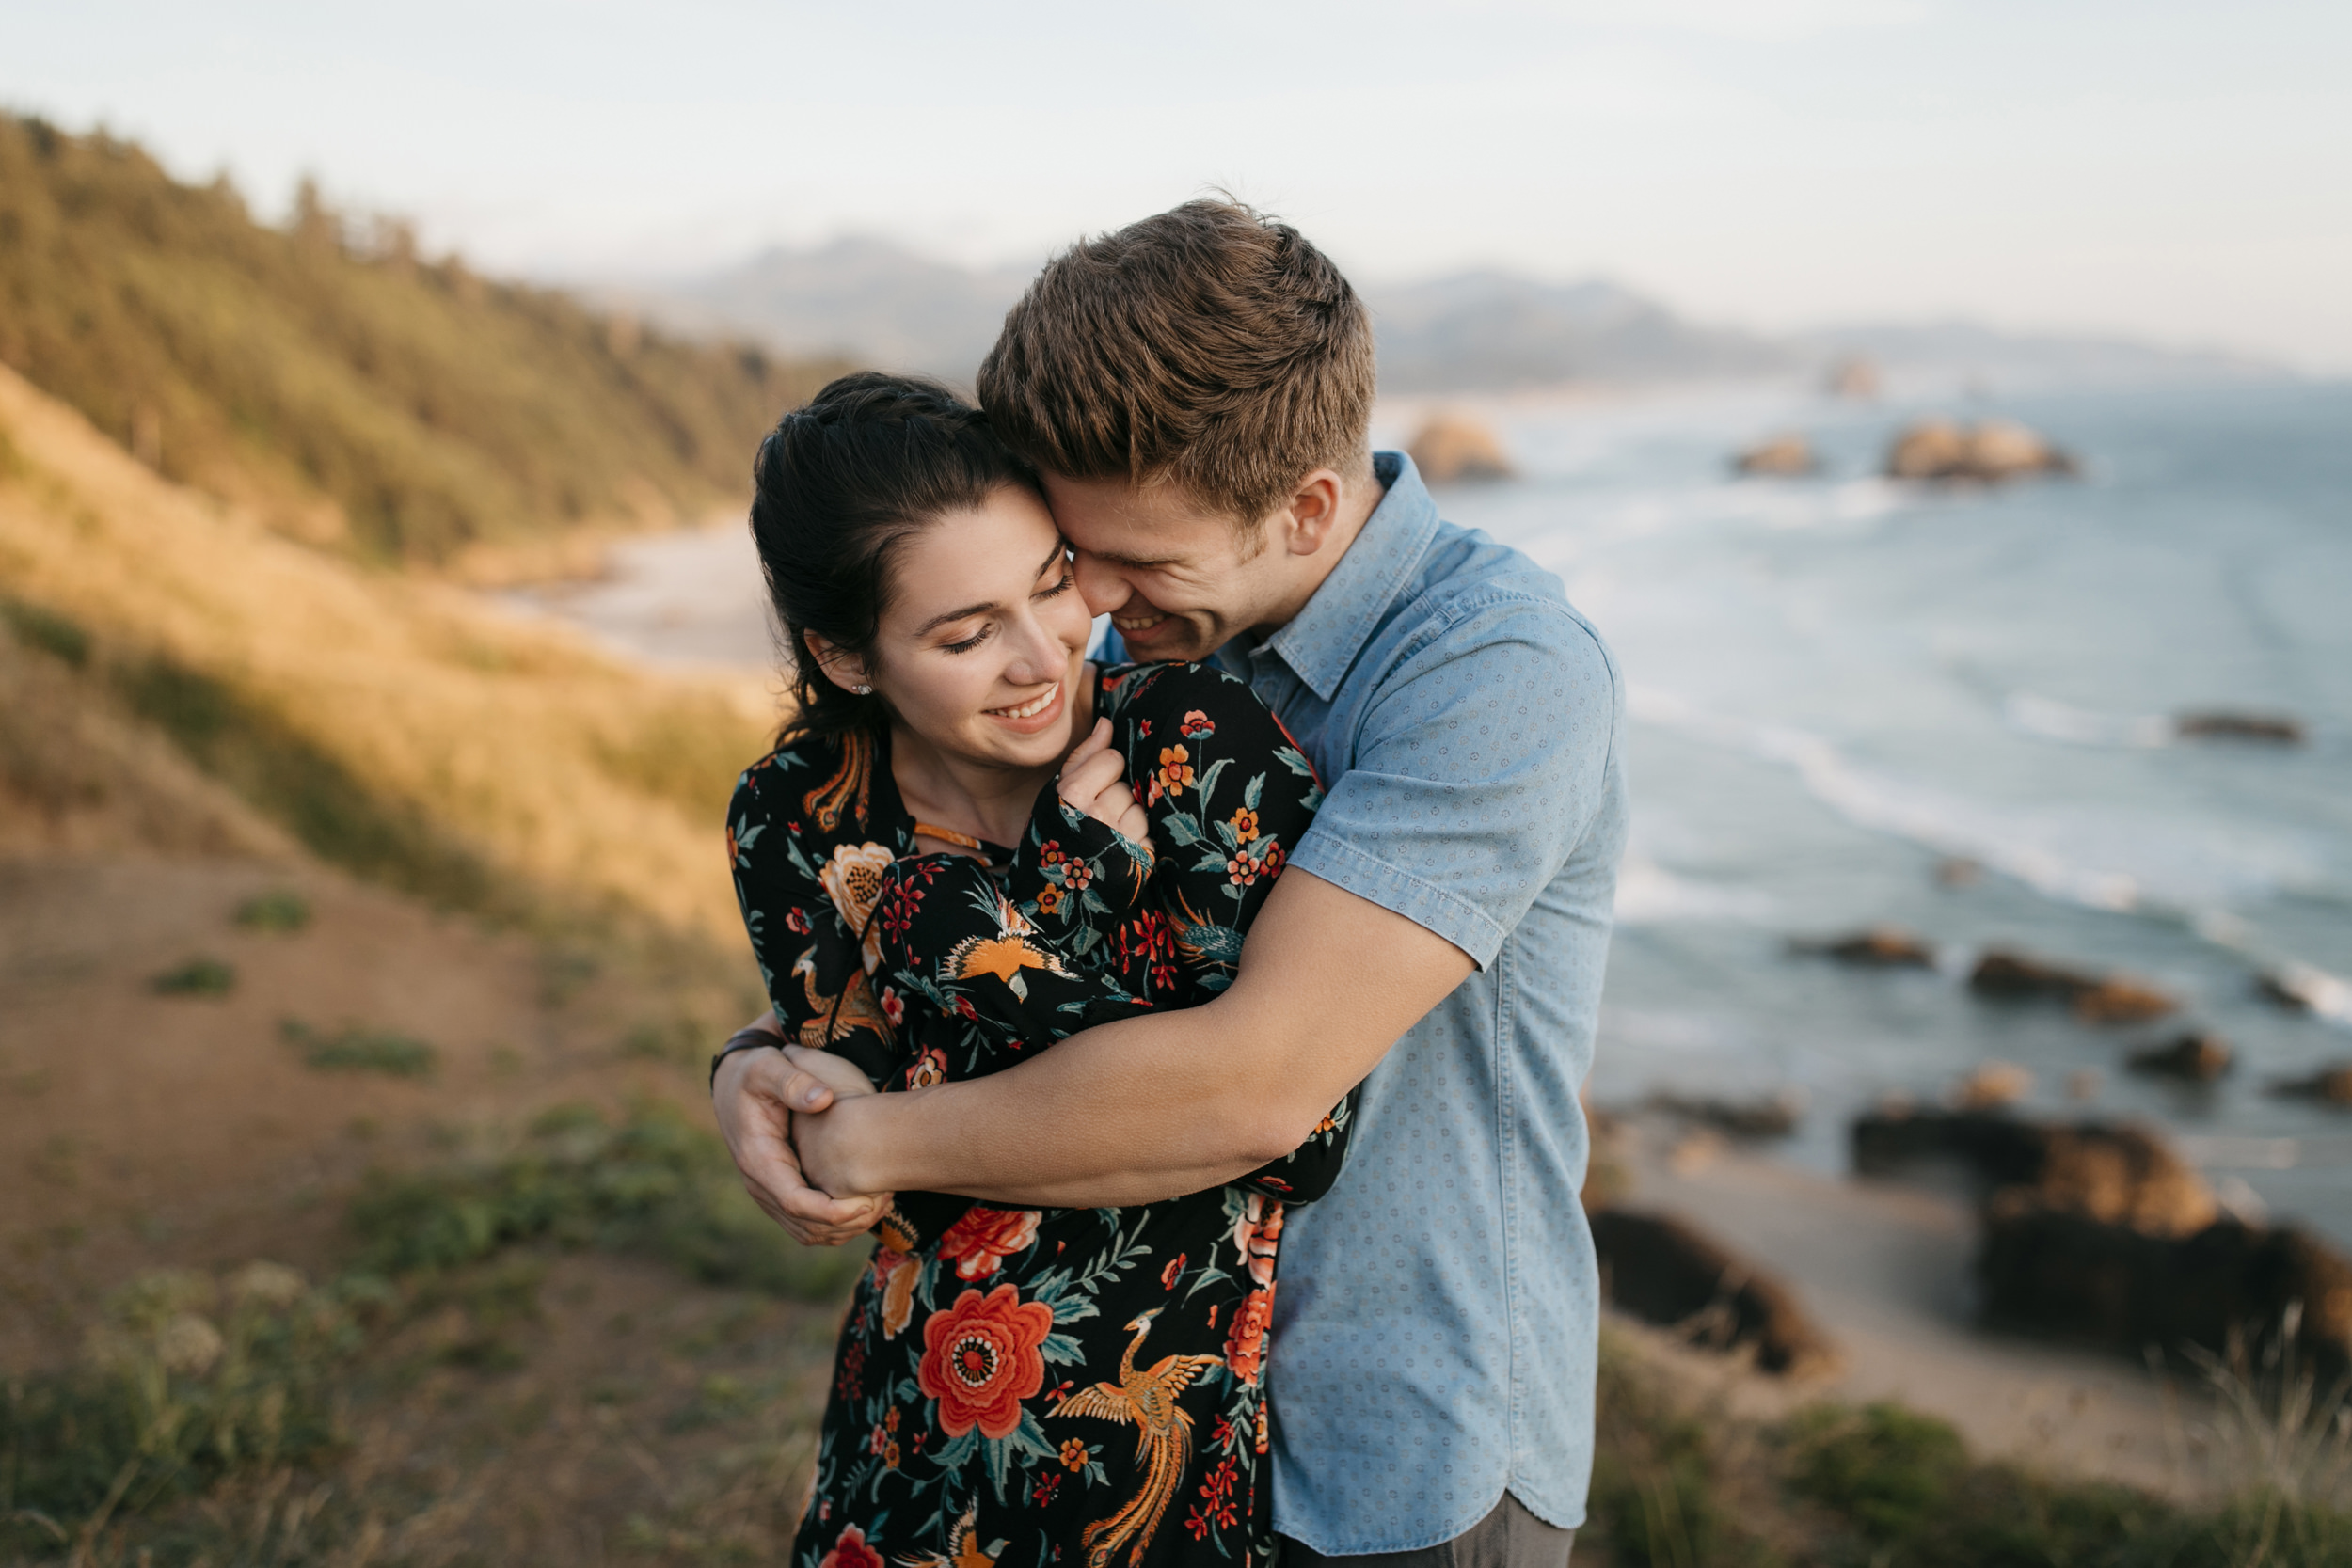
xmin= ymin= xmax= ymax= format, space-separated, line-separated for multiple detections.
xmin=711 ymin=1022 xmax=892 ymax=1245
xmin=1059 ymin=718 xmax=1150 ymax=844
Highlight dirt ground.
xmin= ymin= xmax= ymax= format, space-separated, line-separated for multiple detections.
xmin=0 ymin=851 xmax=847 ymax=1564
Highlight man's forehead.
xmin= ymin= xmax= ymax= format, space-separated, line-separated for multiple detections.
xmin=1040 ymin=472 xmax=1228 ymax=561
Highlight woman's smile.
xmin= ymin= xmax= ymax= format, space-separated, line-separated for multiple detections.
xmin=983 ymin=681 xmax=1064 ymax=731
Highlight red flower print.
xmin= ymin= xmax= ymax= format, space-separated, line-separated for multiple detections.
xmin=1228 ymin=806 xmax=1259 ymax=843
xmin=1261 ymin=842 xmax=1285 ymax=879
xmin=1160 ymin=1253 xmax=1186 ymax=1291
xmin=1032 ymin=1470 xmax=1062 ymax=1508
xmin=1137 ymin=718 xmax=1152 ymax=737
xmin=1061 ymin=860 xmax=1092 ymax=891
xmin=953 ymin=994 xmax=980 ymax=1022
xmin=906 ymin=1049 xmax=947 ymax=1089
xmin=1225 ymin=851 xmax=1261 ymax=888
xmin=867 ymin=1422 xmax=889 ymax=1455
xmin=1225 ymin=1284 xmax=1275 ymax=1387
xmin=1184 ymin=1455 xmax=1242 ymax=1539
xmin=1180 ymin=709 xmax=1216 ymax=739
xmin=785 ymin=905 xmax=814 ymax=935
xmin=835 ymin=1338 xmax=866 ymax=1400
xmin=916 ymin=1284 xmax=1053 ymax=1439
xmin=879 ymin=985 xmax=905 ymax=1028
xmin=938 ymin=1207 xmax=1042 ymax=1280
xmin=818 ymin=1524 xmax=884 ymax=1568
xmin=1041 ymin=841 xmax=1065 ymax=865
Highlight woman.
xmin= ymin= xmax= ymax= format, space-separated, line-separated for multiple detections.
xmin=723 ymin=373 xmax=1352 ymax=1567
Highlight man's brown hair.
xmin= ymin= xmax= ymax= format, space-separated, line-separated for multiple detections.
xmin=977 ymin=199 xmax=1375 ymax=527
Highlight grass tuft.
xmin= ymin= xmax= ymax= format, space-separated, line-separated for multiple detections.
xmin=233 ymin=889 xmax=311 ymax=932
xmin=148 ymin=956 xmax=236 ymax=997
xmin=345 ymin=1100 xmax=867 ymax=1301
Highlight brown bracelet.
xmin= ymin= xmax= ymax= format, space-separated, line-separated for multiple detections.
xmin=708 ymin=1025 xmax=784 ymax=1090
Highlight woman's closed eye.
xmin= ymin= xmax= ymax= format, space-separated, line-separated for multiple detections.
xmin=1034 ymin=565 xmax=1074 ymax=601
xmin=941 ymin=624 xmax=992 ymax=655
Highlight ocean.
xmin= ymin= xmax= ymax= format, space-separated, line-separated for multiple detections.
xmin=512 ymin=376 xmax=2352 ymax=1243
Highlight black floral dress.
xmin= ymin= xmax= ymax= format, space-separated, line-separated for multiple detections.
xmin=726 ymin=661 xmax=1354 ymax=1568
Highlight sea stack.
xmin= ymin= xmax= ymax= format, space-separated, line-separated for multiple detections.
xmin=1886 ymin=418 xmax=2077 ymax=482
xmin=1406 ymin=413 xmax=1515 ymax=483
xmin=1733 ymin=433 xmax=1817 ymax=476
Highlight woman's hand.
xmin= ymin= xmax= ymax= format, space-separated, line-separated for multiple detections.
xmin=1059 ymin=718 xmax=1150 ymax=844
xmin=781 ymin=1044 xmax=894 ymax=1241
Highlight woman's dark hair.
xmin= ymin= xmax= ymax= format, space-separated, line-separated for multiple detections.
xmin=751 ymin=372 xmax=1041 ymax=743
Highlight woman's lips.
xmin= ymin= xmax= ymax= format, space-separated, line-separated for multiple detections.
xmin=983 ymin=681 xmax=1063 ymax=731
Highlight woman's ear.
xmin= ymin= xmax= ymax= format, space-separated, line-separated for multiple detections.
xmin=803 ymin=631 xmax=875 ymax=696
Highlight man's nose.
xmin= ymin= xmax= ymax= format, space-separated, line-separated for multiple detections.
xmin=1071 ymin=551 xmax=1130 ymax=616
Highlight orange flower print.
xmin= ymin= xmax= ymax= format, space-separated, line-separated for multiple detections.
xmin=1224 ymin=1284 xmax=1275 ymax=1387
xmin=1228 ymin=806 xmax=1259 ymax=843
xmin=916 ymin=1284 xmax=1053 ymax=1439
xmin=905 ymin=1049 xmax=947 ymax=1089
xmin=1232 ymin=1194 xmax=1283 ymax=1289
xmin=1037 ymin=886 xmax=1064 ymax=914
xmin=1148 ymin=744 xmax=1195 ymax=805
xmin=818 ymin=1524 xmax=884 ymax=1568
xmin=938 ymin=1207 xmax=1043 ymax=1281
xmin=1180 ymin=709 xmax=1216 ymax=739
xmin=1059 ymin=1437 xmax=1090 ymax=1471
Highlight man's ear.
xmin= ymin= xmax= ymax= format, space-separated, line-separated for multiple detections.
xmin=803 ymin=630 xmax=872 ymax=694
xmin=1278 ymin=469 xmax=1348 ymax=557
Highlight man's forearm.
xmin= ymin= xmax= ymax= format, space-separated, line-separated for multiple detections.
xmin=802 ymin=870 xmax=1475 ymax=1208
xmin=822 ymin=999 xmax=1305 ymax=1206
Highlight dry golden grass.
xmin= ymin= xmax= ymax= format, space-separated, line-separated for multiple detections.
xmin=0 ymin=363 xmax=777 ymax=942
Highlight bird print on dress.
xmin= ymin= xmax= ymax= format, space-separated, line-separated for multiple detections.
xmin=1053 ymin=1311 xmax=1227 ymax=1568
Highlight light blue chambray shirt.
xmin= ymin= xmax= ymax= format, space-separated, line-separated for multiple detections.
xmin=1194 ymin=451 xmax=1629 ymax=1552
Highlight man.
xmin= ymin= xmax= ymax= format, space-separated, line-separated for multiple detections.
xmin=714 ymin=200 xmax=1626 ymax=1563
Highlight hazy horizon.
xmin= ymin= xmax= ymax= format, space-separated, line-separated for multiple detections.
xmin=8 ymin=0 xmax=2349 ymax=370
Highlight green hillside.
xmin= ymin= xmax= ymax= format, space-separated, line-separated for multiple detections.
xmin=0 ymin=112 xmax=840 ymax=564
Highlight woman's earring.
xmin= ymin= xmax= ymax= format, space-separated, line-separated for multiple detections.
xmin=852 ymin=683 xmax=873 ymax=695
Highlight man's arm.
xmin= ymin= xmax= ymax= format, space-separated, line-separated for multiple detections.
xmin=789 ymin=867 xmax=1471 ymax=1207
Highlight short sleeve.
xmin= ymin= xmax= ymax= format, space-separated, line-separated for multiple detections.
xmin=1286 ymin=598 xmax=1621 ymax=968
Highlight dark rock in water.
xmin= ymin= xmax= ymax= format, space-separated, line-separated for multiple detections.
xmin=1589 ymin=1207 xmax=1838 ymax=1376
xmin=2127 ymin=1032 xmax=2233 ymax=1083
xmin=2174 ymin=711 xmax=2305 ymax=745
xmin=1967 ymin=949 xmax=2176 ymax=1024
xmin=1647 ymin=1088 xmax=1804 ymax=1139
xmin=2269 ymin=1064 xmax=2352 ymax=1107
xmin=1791 ymin=927 xmax=1936 ymax=968
xmin=1733 ymin=433 xmax=1816 ymax=476
xmin=1947 ymin=1062 xmax=2032 ymax=1110
xmin=1406 ymin=414 xmax=1515 ymax=483
xmin=1887 ymin=418 xmax=2077 ymax=482
xmin=1851 ymin=1107 xmax=2217 ymax=1237
xmin=1978 ymin=1198 xmax=2352 ymax=1382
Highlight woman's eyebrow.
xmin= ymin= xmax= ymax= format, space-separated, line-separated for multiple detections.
xmin=913 ymin=546 xmax=1068 ymax=636
xmin=914 ymin=598 xmax=999 ymax=636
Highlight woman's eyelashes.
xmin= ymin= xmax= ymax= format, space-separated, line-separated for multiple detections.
xmin=940 ymin=572 xmax=1072 ymax=655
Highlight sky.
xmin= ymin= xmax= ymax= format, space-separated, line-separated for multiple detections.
xmin=8 ymin=0 xmax=2351 ymax=369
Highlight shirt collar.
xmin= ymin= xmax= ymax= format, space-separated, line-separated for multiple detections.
xmin=1257 ymin=451 xmax=1440 ymax=703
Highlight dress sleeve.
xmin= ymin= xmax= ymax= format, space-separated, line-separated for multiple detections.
xmin=1100 ymin=662 xmax=1357 ymax=1203
xmin=725 ymin=756 xmax=897 ymax=1089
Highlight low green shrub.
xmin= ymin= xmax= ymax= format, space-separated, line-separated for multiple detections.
xmin=282 ymin=1019 xmax=437 ymax=1078
xmin=345 ymin=1101 xmax=867 ymax=1301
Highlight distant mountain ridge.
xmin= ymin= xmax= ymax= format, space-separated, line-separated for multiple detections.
xmin=622 ymin=235 xmax=2277 ymax=393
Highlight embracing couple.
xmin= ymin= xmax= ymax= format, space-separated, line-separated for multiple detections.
xmin=710 ymin=201 xmax=1627 ymax=1568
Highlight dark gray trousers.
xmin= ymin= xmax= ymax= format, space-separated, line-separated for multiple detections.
xmin=1276 ymin=1493 xmax=1574 ymax=1567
